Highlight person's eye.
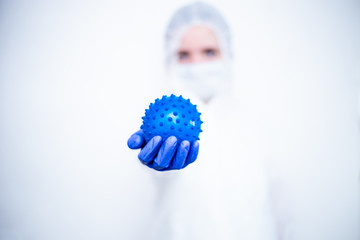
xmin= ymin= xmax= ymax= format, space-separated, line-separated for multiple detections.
xmin=204 ymin=48 xmax=217 ymax=57
xmin=178 ymin=51 xmax=189 ymax=60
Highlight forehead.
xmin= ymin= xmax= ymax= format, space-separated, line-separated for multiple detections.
xmin=179 ymin=26 xmax=220 ymax=50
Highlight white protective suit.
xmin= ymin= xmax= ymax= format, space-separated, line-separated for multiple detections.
xmin=142 ymin=2 xmax=278 ymax=240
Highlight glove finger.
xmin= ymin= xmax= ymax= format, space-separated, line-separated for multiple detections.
xmin=127 ymin=130 xmax=146 ymax=149
xmin=153 ymin=136 xmax=178 ymax=169
xmin=138 ymin=136 xmax=162 ymax=163
xmin=170 ymin=140 xmax=190 ymax=169
xmin=184 ymin=141 xmax=199 ymax=167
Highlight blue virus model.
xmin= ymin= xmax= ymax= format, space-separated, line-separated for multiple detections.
xmin=140 ymin=94 xmax=203 ymax=143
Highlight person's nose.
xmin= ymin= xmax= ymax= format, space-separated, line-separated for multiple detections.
xmin=191 ymin=52 xmax=204 ymax=63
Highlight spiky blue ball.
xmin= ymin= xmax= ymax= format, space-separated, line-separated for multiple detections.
xmin=141 ymin=94 xmax=203 ymax=143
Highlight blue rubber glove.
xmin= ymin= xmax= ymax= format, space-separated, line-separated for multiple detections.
xmin=127 ymin=130 xmax=199 ymax=171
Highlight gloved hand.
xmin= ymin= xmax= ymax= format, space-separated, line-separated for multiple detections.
xmin=127 ymin=130 xmax=199 ymax=171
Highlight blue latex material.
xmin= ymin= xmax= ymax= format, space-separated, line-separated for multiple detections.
xmin=127 ymin=95 xmax=202 ymax=171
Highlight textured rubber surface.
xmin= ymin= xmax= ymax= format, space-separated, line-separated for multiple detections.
xmin=140 ymin=94 xmax=203 ymax=143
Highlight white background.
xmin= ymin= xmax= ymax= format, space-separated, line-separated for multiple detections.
xmin=0 ymin=0 xmax=359 ymax=239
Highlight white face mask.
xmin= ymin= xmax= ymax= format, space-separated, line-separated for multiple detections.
xmin=169 ymin=60 xmax=232 ymax=103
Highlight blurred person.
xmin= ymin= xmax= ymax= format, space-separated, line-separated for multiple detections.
xmin=128 ymin=2 xmax=278 ymax=240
